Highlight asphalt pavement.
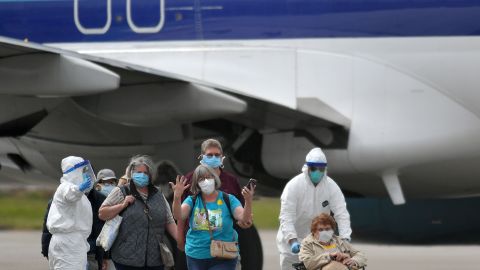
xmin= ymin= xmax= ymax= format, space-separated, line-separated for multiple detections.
xmin=1 ymin=230 xmax=478 ymax=270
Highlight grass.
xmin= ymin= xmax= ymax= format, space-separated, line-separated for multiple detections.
xmin=0 ymin=190 xmax=53 ymax=230
xmin=252 ymin=197 xmax=280 ymax=230
xmin=0 ymin=190 xmax=281 ymax=230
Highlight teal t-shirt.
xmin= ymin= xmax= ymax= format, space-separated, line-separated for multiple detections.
xmin=183 ymin=191 xmax=241 ymax=259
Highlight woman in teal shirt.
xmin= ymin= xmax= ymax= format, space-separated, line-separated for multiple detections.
xmin=171 ymin=165 xmax=255 ymax=270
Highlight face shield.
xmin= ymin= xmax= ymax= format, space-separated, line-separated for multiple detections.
xmin=63 ymin=160 xmax=97 ymax=189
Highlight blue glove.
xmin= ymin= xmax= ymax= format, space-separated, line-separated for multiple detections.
xmin=291 ymin=241 xmax=301 ymax=254
xmin=78 ymin=174 xmax=92 ymax=192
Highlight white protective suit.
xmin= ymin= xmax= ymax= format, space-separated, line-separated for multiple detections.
xmin=276 ymin=148 xmax=352 ymax=270
xmin=47 ymin=156 xmax=93 ymax=270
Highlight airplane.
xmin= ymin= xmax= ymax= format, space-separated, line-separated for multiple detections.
xmin=1 ymin=0 xmax=480 ymax=265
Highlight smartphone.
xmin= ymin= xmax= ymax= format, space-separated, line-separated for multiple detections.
xmin=247 ymin=178 xmax=257 ymax=189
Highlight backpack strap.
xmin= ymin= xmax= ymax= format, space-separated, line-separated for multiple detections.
xmin=191 ymin=192 xmax=233 ymax=218
xmin=189 ymin=194 xmax=197 ymax=220
xmin=221 ymin=192 xmax=233 ymax=218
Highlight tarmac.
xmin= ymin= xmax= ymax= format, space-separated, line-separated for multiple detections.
xmin=1 ymin=230 xmax=478 ymax=270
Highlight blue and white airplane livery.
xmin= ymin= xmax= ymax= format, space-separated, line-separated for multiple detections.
xmin=1 ymin=0 xmax=480 ymax=251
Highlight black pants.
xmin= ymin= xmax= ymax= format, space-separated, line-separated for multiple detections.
xmin=113 ymin=262 xmax=164 ymax=270
xmin=176 ymin=249 xmax=188 ymax=270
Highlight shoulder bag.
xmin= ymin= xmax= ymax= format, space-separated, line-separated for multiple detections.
xmin=201 ymin=193 xmax=239 ymax=259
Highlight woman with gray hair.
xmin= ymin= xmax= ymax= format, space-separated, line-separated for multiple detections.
xmin=171 ymin=164 xmax=254 ymax=270
xmin=99 ymin=155 xmax=177 ymax=270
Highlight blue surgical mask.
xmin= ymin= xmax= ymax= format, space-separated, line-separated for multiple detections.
xmin=309 ymin=170 xmax=324 ymax=184
xmin=132 ymin=172 xmax=149 ymax=187
xmin=99 ymin=184 xmax=114 ymax=196
xmin=201 ymin=155 xmax=222 ymax=168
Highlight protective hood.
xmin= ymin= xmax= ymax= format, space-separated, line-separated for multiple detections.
xmin=302 ymin=148 xmax=328 ymax=183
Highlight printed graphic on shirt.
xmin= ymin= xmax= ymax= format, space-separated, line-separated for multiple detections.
xmin=192 ymin=208 xmax=223 ymax=231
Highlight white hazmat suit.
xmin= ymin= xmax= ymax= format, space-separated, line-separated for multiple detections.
xmin=47 ymin=156 xmax=93 ymax=270
xmin=276 ymin=148 xmax=352 ymax=270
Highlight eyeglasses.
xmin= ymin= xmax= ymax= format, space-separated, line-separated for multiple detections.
xmin=310 ymin=167 xmax=326 ymax=172
xmin=198 ymin=176 xmax=214 ymax=182
xmin=204 ymin=153 xmax=222 ymax=158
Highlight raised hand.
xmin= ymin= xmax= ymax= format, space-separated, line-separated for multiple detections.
xmin=78 ymin=174 xmax=92 ymax=192
xmin=169 ymin=175 xmax=190 ymax=199
xmin=241 ymin=184 xmax=255 ymax=202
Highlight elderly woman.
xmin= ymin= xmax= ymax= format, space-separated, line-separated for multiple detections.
xmin=171 ymin=164 xmax=254 ymax=270
xmin=99 ymin=155 xmax=177 ymax=270
xmin=299 ymin=213 xmax=366 ymax=270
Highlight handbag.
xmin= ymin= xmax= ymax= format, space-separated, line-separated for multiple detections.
xmin=96 ymin=186 xmax=129 ymax=251
xmin=159 ymin=241 xmax=175 ymax=268
xmin=138 ymin=191 xmax=175 ymax=268
xmin=96 ymin=214 xmax=122 ymax=251
xmin=202 ymin=197 xmax=239 ymax=259
xmin=210 ymin=239 xmax=238 ymax=259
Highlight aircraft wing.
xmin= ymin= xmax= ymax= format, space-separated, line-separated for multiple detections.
xmin=0 ymin=37 xmax=349 ymax=193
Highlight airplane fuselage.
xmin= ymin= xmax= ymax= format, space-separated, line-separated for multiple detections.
xmin=1 ymin=0 xmax=480 ymax=202
xmin=1 ymin=0 xmax=480 ymax=42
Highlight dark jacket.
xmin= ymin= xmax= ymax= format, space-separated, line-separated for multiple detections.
xmin=111 ymin=183 xmax=168 ymax=267
xmin=87 ymin=189 xmax=107 ymax=269
xmin=41 ymin=190 xmax=107 ymax=269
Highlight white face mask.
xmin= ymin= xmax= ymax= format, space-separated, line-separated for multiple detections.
xmin=199 ymin=178 xmax=215 ymax=195
xmin=317 ymin=229 xmax=334 ymax=243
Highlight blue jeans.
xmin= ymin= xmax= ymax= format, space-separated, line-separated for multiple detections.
xmin=186 ymin=256 xmax=237 ymax=270
xmin=113 ymin=261 xmax=164 ymax=270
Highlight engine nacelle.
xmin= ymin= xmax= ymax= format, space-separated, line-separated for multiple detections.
xmin=73 ymin=83 xmax=247 ymax=127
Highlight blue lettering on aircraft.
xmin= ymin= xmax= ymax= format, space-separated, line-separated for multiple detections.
xmin=0 ymin=0 xmax=480 ymax=43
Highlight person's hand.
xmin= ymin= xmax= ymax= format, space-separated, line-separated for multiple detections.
xmin=169 ymin=175 xmax=190 ymax=199
xmin=237 ymin=213 xmax=253 ymax=228
xmin=177 ymin=232 xmax=185 ymax=251
xmin=337 ymin=253 xmax=350 ymax=262
xmin=343 ymin=258 xmax=357 ymax=267
xmin=241 ymin=185 xmax=255 ymax=202
xmin=177 ymin=242 xmax=185 ymax=251
xmin=78 ymin=174 xmax=92 ymax=192
xmin=290 ymin=241 xmax=301 ymax=254
xmin=102 ymin=259 xmax=108 ymax=270
xmin=330 ymin=252 xmax=350 ymax=262
xmin=122 ymin=195 xmax=135 ymax=208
